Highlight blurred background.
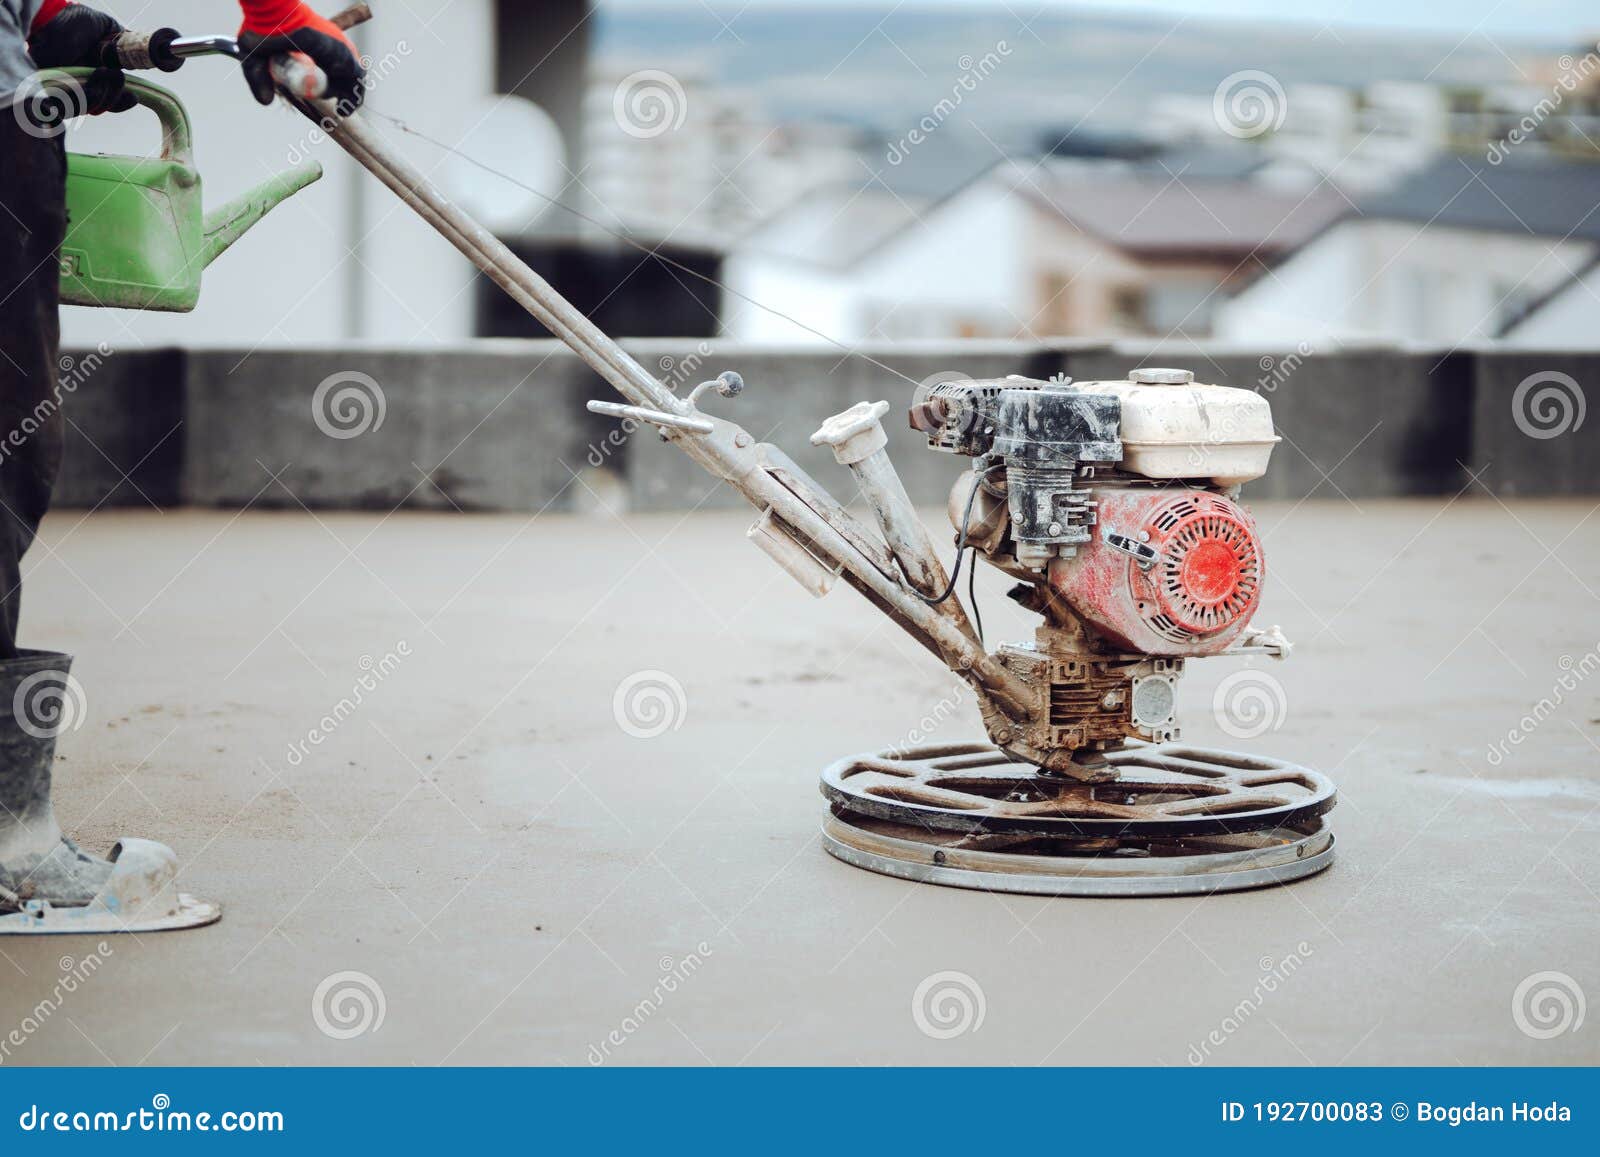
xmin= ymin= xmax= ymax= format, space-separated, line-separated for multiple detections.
xmin=48 ymin=0 xmax=1600 ymax=515
xmin=58 ymin=0 xmax=1600 ymax=351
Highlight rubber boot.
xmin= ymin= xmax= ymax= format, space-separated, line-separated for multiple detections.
xmin=0 ymin=651 xmax=113 ymax=911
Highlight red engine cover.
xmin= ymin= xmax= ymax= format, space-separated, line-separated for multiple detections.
xmin=1047 ymin=488 xmax=1264 ymax=656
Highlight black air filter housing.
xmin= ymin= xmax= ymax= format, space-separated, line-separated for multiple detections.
xmin=992 ymin=386 xmax=1122 ymax=466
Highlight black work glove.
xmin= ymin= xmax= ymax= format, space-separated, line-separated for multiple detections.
xmin=237 ymin=23 xmax=366 ymax=113
xmin=27 ymin=4 xmax=136 ymax=114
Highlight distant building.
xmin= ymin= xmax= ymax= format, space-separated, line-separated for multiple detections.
xmin=1214 ymin=155 xmax=1600 ymax=346
xmin=579 ymin=60 xmax=862 ymax=248
xmin=721 ymin=151 xmax=1345 ymax=343
xmin=1450 ymin=42 xmax=1600 ymax=165
xmin=1021 ymin=164 xmax=1346 ymax=337
xmin=1501 ymin=256 xmax=1600 ymax=347
xmin=1151 ymin=81 xmax=1448 ymax=195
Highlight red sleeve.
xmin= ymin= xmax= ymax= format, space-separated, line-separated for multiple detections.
xmin=238 ymin=0 xmax=306 ymax=35
xmin=29 ymin=0 xmax=74 ymax=32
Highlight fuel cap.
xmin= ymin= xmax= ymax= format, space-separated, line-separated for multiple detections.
xmin=1128 ymin=367 xmax=1194 ymax=384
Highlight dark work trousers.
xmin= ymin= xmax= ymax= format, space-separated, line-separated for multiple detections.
xmin=0 ymin=112 xmax=67 ymax=660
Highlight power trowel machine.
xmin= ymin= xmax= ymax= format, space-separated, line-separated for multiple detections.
xmin=33 ymin=3 xmax=1336 ymax=904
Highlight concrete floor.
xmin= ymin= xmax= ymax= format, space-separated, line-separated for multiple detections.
xmin=1 ymin=496 xmax=1597 ymax=1066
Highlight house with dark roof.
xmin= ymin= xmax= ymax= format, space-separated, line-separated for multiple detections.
xmin=1214 ymin=154 xmax=1600 ymax=346
xmin=720 ymin=146 xmax=1347 ymax=342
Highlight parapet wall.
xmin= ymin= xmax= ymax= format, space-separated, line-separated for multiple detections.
xmin=50 ymin=340 xmax=1596 ymax=510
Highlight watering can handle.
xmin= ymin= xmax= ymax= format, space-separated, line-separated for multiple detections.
xmin=32 ymin=68 xmax=194 ymax=167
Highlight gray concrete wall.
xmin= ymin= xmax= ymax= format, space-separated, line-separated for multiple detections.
xmin=1469 ymin=352 xmax=1600 ymax=496
xmin=52 ymin=341 xmax=1597 ymax=510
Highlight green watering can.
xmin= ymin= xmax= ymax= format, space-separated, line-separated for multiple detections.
xmin=42 ymin=68 xmax=322 ymax=312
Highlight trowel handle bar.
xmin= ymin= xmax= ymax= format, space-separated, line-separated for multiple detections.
xmin=103 ymin=3 xmax=373 ymax=100
xmin=106 ymin=31 xmax=330 ymax=99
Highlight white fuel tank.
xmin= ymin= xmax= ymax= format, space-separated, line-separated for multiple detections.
xmin=1074 ymin=368 xmax=1280 ymax=487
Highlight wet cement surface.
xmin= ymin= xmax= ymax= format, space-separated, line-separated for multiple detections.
xmin=2 ymin=498 xmax=1596 ymax=1065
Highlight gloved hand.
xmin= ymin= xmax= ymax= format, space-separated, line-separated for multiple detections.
xmin=26 ymin=1 xmax=136 ymax=114
xmin=237 ymin=1 xmax=366 ymax=111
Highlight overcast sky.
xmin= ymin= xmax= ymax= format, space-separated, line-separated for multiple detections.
xmin=607 ymin=0 xmax=1598 ymax=41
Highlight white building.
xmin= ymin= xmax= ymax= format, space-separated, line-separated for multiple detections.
xmin=579 ymin=61 xmax=861 ymax=248
xmin=722 ymin=153 xmax=1346 ymax=344
xmin=1214 ymin=155 xmax=1600 ymax=346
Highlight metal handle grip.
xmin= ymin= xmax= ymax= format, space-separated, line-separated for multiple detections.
xmin=329 ymin=3 xmax=374 ymax=31
xmin=587 ymin=400 xmax=714 ymax=434
xmin=267 ymin=4 xmax=374 ymax=102
xmin=106 ymin=27 xmax=183 ymax=71
xmin=269 ymin=53 xmax=330 ymax=100
xmin=104 ymin=4 xmax=373 ymax=91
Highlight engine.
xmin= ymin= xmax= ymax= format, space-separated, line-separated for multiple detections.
xmin=911 ymin=367 xmax=1282 ymax=776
